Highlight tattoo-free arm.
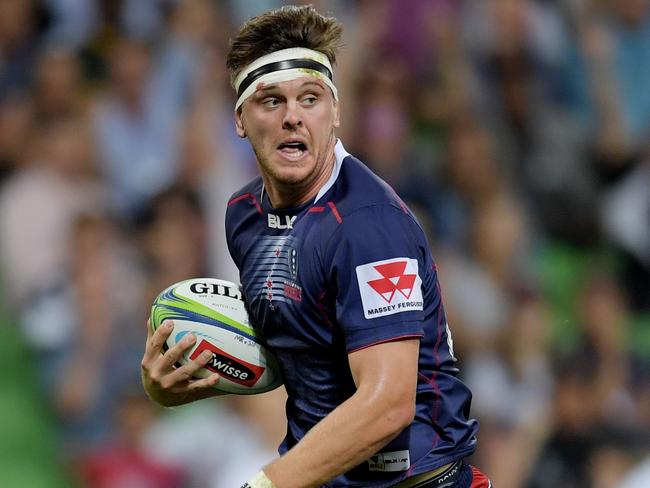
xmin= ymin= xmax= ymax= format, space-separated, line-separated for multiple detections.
xmin=262 ymin=338 xmax=420 ymax=488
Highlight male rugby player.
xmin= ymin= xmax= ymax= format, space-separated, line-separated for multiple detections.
xmin=141 ymin=5 xmax=491 ymax=488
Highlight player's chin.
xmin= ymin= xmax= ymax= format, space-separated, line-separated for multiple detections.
xmin=273 ymin=168 xmax=313 ymax=186
xmin=271 ymin=157 xmax=314 ymax=180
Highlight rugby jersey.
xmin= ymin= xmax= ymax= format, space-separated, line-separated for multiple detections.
xmin=225 ymin=140 xmax=478 ymax=487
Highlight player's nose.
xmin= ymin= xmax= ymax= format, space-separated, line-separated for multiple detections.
xmin=282 ymin=100 xmax=302 ymax=129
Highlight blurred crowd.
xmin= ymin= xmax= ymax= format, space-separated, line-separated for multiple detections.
xmin=0 ymin=0 xmax=649 ymax=487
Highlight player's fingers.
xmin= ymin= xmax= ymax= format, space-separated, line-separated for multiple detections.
xmin=168 ymin=380 xmax=192 ymax=394
xmin=159 ymin=332 xmax=197 ymax=370
xmin=168 ymin=373 xmax=219 ymax=394
xmin=188 ymin=373 xmax=221 ymax=390
xmin=165 ymin=349 xmax=213 ymax=385
xmin=143 ymin=320 xmax=174 ymax=364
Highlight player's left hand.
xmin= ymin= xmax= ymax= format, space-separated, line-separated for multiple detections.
xmin=141 ymin=319 xmax=223 ymax=406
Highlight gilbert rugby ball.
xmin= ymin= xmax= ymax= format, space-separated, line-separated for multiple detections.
xmin=150 ymin=278 xmax=282 ymax=395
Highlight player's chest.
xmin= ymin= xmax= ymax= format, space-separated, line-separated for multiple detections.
xmin=236 ymin=224 xmax=334 ymax=347
xmin=240 ymin=232 xmax=306 ymax=309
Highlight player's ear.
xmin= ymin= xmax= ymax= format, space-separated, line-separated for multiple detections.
xmin=234 ymin=109 xmax=246 ymax=138
xmin=333 ymin=100 xmax=340 ymax=129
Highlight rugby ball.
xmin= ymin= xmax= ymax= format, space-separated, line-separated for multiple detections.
xmin=150 ymin=278 xmax=282 ymax=395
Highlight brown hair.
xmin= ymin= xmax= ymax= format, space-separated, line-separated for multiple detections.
xmin=226 ymin=5 xmax=343 ymax=86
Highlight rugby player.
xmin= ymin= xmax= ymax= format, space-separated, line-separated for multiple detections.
xmin=142 ymin=5 xmax=491 ymax=488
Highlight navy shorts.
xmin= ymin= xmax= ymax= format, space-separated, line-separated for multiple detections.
xmin=402 ymin=461 xmax=492 ymax=488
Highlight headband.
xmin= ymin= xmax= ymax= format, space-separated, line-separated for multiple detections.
xmin=233 ymin=47 xmax=338 ymax=110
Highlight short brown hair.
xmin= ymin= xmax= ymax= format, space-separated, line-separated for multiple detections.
xmin=226 ymin=5 xmax=343 ymax=86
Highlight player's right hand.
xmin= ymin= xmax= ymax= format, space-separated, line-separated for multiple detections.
xmin=141 ymin=319 xmax=222 ymax=407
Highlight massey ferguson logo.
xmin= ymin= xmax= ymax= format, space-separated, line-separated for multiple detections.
xmin=356 ymin=258 xmax=423 ymax=319
xmin=268 ymin=214 xmax=296 ymax=229
xmin=190 ymin=340 xmax=265 ymax=387
xmin=368 ymin=261 xmax=417 ymax=303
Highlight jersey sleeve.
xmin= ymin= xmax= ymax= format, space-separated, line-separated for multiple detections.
xmin=325 ymin=204 xmax=431 ymax=352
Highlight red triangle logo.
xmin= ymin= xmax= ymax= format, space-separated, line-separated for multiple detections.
xmin=367 ymin=261 xmax=416 ymax=303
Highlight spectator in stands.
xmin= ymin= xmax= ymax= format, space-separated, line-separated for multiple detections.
xmin=92 ymin=38 xmax=185 ymax=219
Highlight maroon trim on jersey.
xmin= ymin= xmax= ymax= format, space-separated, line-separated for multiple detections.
xmin=228 ymin=193 xmax=263 ymax=215
xmin=307 ymin=203 xmax=342 ymax=224
xmin=316 ymin=289 xmax=335 ymax=330
xmin=429 ymin=282 xmax=445 ymax=448
xmin=327 ymin=201 xmax=343 ymax=223
xmin=347 ymin=333 xmax=423 ymax=354
xmin=418 ymin=364 xmax=442 ymax=449
xmin=469 ymin=466 xmax=492 ymax=487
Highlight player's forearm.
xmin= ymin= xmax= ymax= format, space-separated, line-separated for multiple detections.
xmin=263 ymin=387 xmax=415 ymax=488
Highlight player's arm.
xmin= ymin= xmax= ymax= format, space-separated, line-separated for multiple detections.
xmin=261 ymin=338 xmax=419 ymax=488
xmin=141 ymin=320 xmax=225 ymax=407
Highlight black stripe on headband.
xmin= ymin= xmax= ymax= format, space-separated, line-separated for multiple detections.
xmin=237 ymin=58 xmax=333 ymax=98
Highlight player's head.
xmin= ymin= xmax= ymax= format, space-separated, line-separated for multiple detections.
xmin=226 ymin=5 xmax=343 ymax=202
xmin=226 ymin=5 xmax=342 ymax=109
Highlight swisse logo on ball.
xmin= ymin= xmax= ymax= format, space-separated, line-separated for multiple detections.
xmin=190 ymin=340 xmax=265 ymax=387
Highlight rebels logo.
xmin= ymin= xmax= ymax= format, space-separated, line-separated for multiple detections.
xmin=190 ymin=340 xmax=265 ymax=387
xmin=356 ymin=258 xmax=423 ymax=319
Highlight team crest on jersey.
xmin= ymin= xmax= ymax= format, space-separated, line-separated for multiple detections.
xmin=356 ymin=258 xmax=423 ymax=319
xmin=250 ymin=235 xmax=302 ymax=307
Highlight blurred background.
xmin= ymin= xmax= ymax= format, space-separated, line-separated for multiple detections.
xmin=0 ymin=0 xmax=649 ymax=487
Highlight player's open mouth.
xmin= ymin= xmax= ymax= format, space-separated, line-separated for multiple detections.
xmin=277 ymin=140 xmax=308 ymax=161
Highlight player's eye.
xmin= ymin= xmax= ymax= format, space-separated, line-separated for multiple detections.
xmin=263 ymin=97 xmax=281 ymax=108
xmin=302 ymin=95 xmax=318 ymax=106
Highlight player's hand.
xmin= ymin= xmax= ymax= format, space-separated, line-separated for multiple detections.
xmin=141 ymin=319 xmax=222 ymax=407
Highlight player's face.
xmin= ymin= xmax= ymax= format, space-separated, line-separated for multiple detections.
xmin=235 ymin=77 xmax=340 ymax=206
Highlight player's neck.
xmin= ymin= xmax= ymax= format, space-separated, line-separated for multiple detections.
xmin=264 ymin=144 xmax=336 ymax=209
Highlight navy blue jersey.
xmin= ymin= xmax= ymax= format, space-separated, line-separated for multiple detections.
xmin=225 ymin=141 xmax=478 ymax=487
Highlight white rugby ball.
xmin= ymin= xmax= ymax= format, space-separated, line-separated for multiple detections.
xmin=150 ymin=278 xmax=282 ymax=395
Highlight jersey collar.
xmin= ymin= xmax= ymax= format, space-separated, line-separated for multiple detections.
xmin=260 ymin=139 xmax=350 ymax=206
xmin=314 ymin=139 xmax=348 ymax=203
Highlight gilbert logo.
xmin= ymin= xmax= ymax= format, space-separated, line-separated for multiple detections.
xmin=189 ymin=282 xmax=242 ymax=301
xmin=356 ymin=258 xmax=423 ymax=319
xmin=190 ymin=340 xmax=265 ymax=387
xmin=268 ymin=214 xmax=296 ymax=229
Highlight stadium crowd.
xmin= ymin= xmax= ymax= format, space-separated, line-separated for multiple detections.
xmin=0 ymin=0 xmax=649 ymax=487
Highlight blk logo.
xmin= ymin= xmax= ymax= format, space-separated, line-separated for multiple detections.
xmin=268 ymin=214 xmax=296 ymax=229
xmin=367 ymin=261 xmax=417 ymax=303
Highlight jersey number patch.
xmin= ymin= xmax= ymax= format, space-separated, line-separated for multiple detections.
xmin=356 ymin=258 xmax=423 ymax=319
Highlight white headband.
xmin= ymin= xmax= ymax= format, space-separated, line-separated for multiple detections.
xmin=233 ymin=47 xmax=338 ymax=110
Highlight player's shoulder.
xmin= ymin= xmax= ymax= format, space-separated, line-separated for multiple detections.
xmin=312 ymin=144 xmax=427 ymax=251
xmin=225 ymin=177 xmax=264 ymax=263
xmin=329 ymin=149 xmax=411 ymax=221
xmin=226 ymin=177 xmax=264 ymax=218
